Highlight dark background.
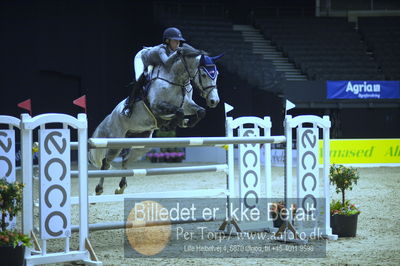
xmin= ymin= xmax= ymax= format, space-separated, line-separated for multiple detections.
xmin=0 ymin=0 xmax=399 ymax=137
xmin=1 ymin=0 xmax=156 ymax=134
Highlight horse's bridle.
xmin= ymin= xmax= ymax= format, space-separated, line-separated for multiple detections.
xmin=180 ymin=54 xmax=218 ymax=99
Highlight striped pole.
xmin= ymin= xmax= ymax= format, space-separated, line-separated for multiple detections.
xmin=71 ymin=164 xmax=228 ymax=178
xmin=71 ymin=141 xmax=78 ymax=150
xmin=71 ymin=189 xmax=228 ymax=205
xmin=71 ymin=217 xmax=218 ymax=232
xmin=88 ymin=136 xmax=286 ymax=149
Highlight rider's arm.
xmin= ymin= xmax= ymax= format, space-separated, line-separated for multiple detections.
xmin=158 ymin=47 xmax=180 ymax=70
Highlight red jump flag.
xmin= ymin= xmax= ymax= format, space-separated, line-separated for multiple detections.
xmin=73 ymin=95 xmax=87 ymax=113
xmin=17 ymin=99 xmax=32 ymax=116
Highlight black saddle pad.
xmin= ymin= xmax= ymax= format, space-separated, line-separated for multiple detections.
xmin=128 ymin=74 xmax=151 ymax=103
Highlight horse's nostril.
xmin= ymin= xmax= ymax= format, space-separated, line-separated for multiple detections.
xmin=210 ymin=100 xmax=215 ymax=105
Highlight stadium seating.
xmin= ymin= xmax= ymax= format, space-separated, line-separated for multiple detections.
xmin=358 ymin=17 xmax=400 ymax=80
xmin=160 ymin=15 xmax=398 ymax=86
xmin=255 ymin=17 xmax=384 ymax=80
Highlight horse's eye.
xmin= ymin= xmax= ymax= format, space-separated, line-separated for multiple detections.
xmin=201 ymin=73 xmax=207 ymax=77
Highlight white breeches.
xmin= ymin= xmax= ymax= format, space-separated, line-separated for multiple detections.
xmin=134 ymin=49 xmax=153 ymax=81
xmin=134 ymin=49 xmax=145 ymax=81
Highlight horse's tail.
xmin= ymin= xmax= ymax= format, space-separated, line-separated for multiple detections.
xmin=87 ymin=103 xmax=125 ymax=169
xmin=88 ymin=123 xmax=108 ymax=169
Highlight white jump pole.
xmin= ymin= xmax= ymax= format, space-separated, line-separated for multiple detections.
xmin=21 ymin=114 xmax=34 ymax=260
xmin=88 ymin=136 xmax=286 ymax=149
xmin=71 ymin=164 xmax=228 ymax=178
xmin=71 ymin=217 xmax=219 ymax=233
xmin=322 ymin=116 xmax=334 ymax=239
xmin=77 ymin=113 xmax=90 ymax=253
xmin=71 ymin=188 xmax=228 ymax=205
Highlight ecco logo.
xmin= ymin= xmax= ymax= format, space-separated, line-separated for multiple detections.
xmin=240 ymin=128 xmax=260 ymax=209
xmin=40 ymin=130 xmax=70 ymax=239
xmin=0 ymin=130 xmax=16 ymax=229
xmin=0 ymin=131 xmax=13 ymax=179
xmin=298 ymin=128 xmax=318 ymax=215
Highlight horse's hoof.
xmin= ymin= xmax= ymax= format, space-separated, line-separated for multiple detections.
xmin=115 ymin=188 xmax=124 ymax=194
xmin=115 ymin=184 xmax=127 ymax=194
xmin=95 ymin=185 xmax=103 ymax=195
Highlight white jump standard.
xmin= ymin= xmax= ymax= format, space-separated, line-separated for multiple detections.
xmin=20 ymin=113 xmax=101 ymax=266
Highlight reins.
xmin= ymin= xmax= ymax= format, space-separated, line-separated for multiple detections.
xmin=180 ymin=54 xmax=217 ymax=99
xmin=149 ymin=66 xmax=188 ymax=108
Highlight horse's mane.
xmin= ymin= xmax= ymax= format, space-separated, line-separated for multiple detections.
xmin=180 ymin=43 xmax=208 ymax=57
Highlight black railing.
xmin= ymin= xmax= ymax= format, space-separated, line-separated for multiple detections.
xmin=153 ymin=1 xmax=227 ymax=21
xmin=153 ymin=1 xmax=315 ymax=24
xmin=251 ymin=6 xmax=315 ymax=18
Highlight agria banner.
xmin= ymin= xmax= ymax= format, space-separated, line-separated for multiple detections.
xmin=327 ymin=81 xmax=400 ymax=99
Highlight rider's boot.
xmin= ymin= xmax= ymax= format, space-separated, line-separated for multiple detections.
xmin=122 ymin=74 xmax=146 ymax=117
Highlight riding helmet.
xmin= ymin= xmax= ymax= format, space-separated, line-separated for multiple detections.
xmin=163 ymin=27 xmax=185 ymax=42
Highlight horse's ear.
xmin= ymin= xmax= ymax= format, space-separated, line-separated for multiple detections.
xmin=200 ymin=54 xmax=206 ymax=65
xmin=211 ymin=53 xmax=225 ymax=61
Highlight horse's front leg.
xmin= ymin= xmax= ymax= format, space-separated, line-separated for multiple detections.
xmin=163 ymin=108 xmax=185 ymax=131
xmin=95 ymin=148 xmax=121 ymax=195
xmin=180 ymin=94 xmax=206 ymax=128
xmin=151 ymin=101 xmax=180 ymax=118
xmin=152 ymin=101 xmax=185 ymax=131
xmin=186 ymin=106 xmax=206 ymax=128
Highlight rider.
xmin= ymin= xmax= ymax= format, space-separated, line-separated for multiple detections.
xmin=122 ymin=27 xmax=186 ymax=117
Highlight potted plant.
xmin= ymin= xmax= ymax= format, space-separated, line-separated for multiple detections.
xmin=329 ymin=164 xmax=361 ymax=237
xmin=0 ymin=179 xmax=32 ymax=265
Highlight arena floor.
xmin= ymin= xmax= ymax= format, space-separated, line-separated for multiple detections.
xmin=22 ymin=162 xmax=400 ymax=265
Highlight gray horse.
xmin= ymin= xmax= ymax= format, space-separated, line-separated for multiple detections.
xmin=89 ymin=45 xmax=223 ymax=195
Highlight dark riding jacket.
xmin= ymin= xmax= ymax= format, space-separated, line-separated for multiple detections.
xmin=141 ymin=44 xmax=180 ymax=71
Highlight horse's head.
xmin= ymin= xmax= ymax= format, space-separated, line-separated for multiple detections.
xmin=174 ymin=44 xmax=222 ymax=108
xmin=192 ymin=53 xmax=223 ymax=108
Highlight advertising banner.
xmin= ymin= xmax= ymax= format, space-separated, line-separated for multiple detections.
xmin=319 ymin=139 xmax=400 ymax=165
xmin=327 ymin=81 xmax=400 ymax=99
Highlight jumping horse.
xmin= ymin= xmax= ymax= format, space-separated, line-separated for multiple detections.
xmin=89 ymin=45 xmax=223 ymax=195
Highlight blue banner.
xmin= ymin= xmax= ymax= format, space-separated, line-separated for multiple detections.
xmin=327 ymin=81 xmax=400 ymax=99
